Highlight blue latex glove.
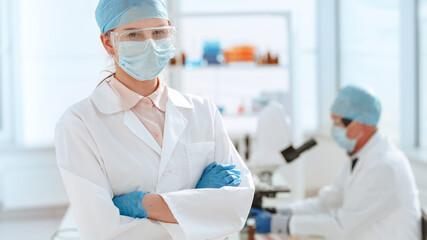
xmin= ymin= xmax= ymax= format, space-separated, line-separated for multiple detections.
xmin=196 ymin=162 xmax=242 ymax=189
xmin=249 ymin=208 xmax=272 ymax=234
xmin=112 ymin=191 xmax=149 ymax=218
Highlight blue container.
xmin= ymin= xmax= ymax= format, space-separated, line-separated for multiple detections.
xmin=203 ymin=40 xmax=221 ymax=65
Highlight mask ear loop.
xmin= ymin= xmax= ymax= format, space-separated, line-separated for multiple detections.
xmin=109 ymin=32 xmax=121 ymax=67
xmin=346 ymin=121 xmax=364 ymax=142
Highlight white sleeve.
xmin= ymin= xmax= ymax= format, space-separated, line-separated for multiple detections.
xmin=55 ymin=115 xmax=171 ymax=240
xmin=290 ymin=164 xmax=400 ymax=238
xmin=288 ymin=162 xmax=347 ymax=215
xmin=160 ymin=100 xmax=255 ymax=240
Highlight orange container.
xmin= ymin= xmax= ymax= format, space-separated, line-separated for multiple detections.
xmin=223 ymin=45 xmax=256 ymax=63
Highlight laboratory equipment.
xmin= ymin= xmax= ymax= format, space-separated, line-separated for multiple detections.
xmin=185 ymin=59 xmax=203 ymax=69
xmin=252 ymin=187 xmax=290 ymax=212
xmin=253 ymin=137 xmax=312 ymax=211
xmin=223 ymin=45 xmax=256 ymax=63
xmin=281 ymin=138 xmax=317 ymax=163
xmin=248 ymin=102 xmax=292 ymax=212
xmin=258 ymin=51 xmax=279 ymax=65
xmin=203 ymin=41 xmax=222 ymax=64
xmin=247 ymin=218 xmax=256 ymax=240
xmin=422 ymin=208 xmax=427 ymax=239
xmin=249 ymin=102 xmax=292 ymax=169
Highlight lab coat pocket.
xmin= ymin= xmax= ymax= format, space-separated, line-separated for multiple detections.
xmin=185 ymin=142 xmax=215 ymax=188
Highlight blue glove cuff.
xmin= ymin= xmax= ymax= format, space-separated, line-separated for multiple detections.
xmin=134 ymin=191 xmax=149 ymax=218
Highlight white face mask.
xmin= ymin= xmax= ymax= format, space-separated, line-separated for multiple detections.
xmin=331 ymin=126 xmax=359 ymax=153
xmin=116 ymin=38 xmax=175 ymax=81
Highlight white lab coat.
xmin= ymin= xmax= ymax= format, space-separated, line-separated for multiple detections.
xmin=54 ymin=78 xmax=255 ymax=240
xmin=288 ymin=131 xmax=421 ymax=240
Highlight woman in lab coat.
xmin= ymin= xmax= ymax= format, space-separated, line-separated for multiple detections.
xmin=54 ymin=1 xmax=254 ymax=239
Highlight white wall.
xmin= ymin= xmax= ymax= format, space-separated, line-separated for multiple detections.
xmin=0 ymin=148 xmax=68 ymax=210
xmin=0 ymin=0 xmax=104 ymax=212
xmin=17 ymin=0 xmax=108 ymax=147
xmin=407 ymin=153 xmax=427 ymax=207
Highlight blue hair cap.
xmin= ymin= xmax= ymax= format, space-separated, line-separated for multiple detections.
xmin=95 ymin=0 xmax=169 ymax=34
xmin=331 ymin=85 xmax=382 ymax=126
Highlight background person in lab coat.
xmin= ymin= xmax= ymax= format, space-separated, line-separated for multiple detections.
xmin=54 ymin=0 xmax=254 ymax=239
xmin=250 ymin=85 xmax=421 ymax=240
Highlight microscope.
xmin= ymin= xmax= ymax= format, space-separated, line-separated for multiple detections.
xmin=246 ymin=102 xmax=318 ymax=212
xmin=251 ymin=138 xmax=318 ymax=213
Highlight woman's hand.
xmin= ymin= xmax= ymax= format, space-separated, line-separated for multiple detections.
xmin=196 ymin=162 xmax=242 ymax=189
xmin=112 ymin=191 xmax=149 ymax=218
xmin=113 ymin=192 xmax=178 ymax=223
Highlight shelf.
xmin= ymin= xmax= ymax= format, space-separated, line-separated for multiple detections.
xmin=178 ymin=11 xmax=291 ymax=18
xmin=168 ymin=64 xmax=289 ymax=71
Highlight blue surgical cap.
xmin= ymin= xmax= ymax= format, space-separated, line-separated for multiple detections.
xmin=95 ymin=0 xmax=169 ymax=34
xmin=331 ymin=85 xmax=382 ymax=126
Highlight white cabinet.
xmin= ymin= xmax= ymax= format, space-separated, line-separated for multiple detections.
xmin=167 ymin=2 xmax=294 ymax=117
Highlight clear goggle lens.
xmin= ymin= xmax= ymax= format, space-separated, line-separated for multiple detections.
xmin=111 ymin=26 xmax=177 ymax=49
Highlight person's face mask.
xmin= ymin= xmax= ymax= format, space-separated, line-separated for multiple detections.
xmin=117 ymin=38 xmax=175 ymax=81
xmin=331 ymin=126 xmax=358 ymax=153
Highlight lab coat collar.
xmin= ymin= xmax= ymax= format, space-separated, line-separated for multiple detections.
xmin=90 ymin=79 xmax=123 ymax=114
xmin=90 ymin=78 xmax=194 ymax=159
xmin=90 ymin=78 xmax=193 ymax=115
xmin=352 ymin=130 xmax=383 ymax=160
xmin=108 ymin=76 xmax=144 ymax=111
xmin=347 ymin=130 xmax=384 ymax=182
xmin=167 ymin=87 xmax=193 ymax=109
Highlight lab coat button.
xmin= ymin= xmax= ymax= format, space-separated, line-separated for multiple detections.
xmin=163 ymin=169 xmax=171 ymax=175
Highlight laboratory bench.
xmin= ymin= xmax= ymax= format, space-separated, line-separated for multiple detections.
xmin=54 ymin=192 xmax=324 ymax=240
xmin=56 ymin=205 xmax=324 ymax=240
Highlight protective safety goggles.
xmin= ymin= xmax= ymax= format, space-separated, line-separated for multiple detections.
xmin=341 ymin=118 xmax=353 ymax=127
xmin=110 ymin=26 xmax=177 ymax=49
xmin=333 ymin=118 xmax=353 ymax=127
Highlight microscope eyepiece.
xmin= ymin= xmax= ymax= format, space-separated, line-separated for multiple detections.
xmin=281 ymin=138 xmax=317 ymax=163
